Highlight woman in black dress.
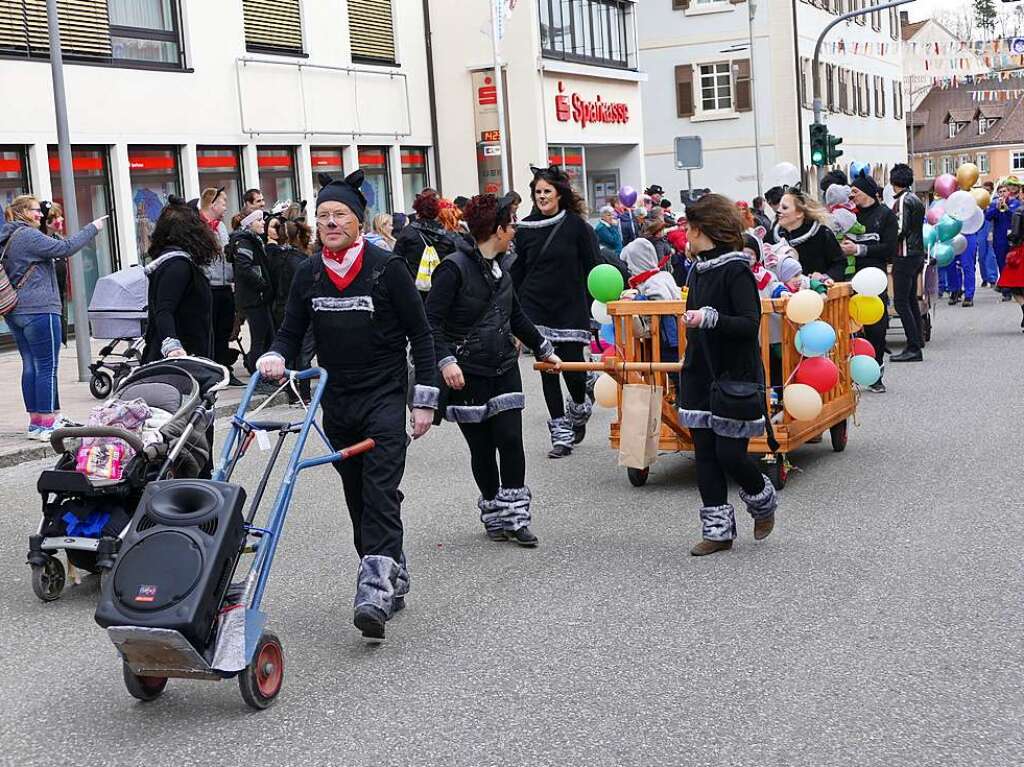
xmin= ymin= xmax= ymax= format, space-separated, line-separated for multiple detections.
xmin=426 ymin=194 xmax=561 ymax=546
xmin=769 ymin=189 xmax=847 ymax=282
xmin=678 ymin=194 xmax=779 ymax=556
xmin=512 ymin=165 xmax=600 ymax=459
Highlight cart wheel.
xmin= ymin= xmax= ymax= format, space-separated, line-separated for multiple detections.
xmin=627 ymin=467 xmax=650 ymax=487
xmin=122 ymin=661 xmax=168 ymax=702
xmin=31 ymin=555 xmax=65 ymax=602
xmin=765 ymin=456 xmax=789 ymax=490
xmin=829 ymin=420 xmax=848 ymax=453
xmin=89 ymin=372 xmax=113 ymax=400
xmin=922 ymin=314 xmax=932 ymax=343
xmin=239 ymin=631 xmax=284 ymax=710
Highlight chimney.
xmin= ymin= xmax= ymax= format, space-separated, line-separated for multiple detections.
xmin=900 ymin=10 xmax=909 ymax=25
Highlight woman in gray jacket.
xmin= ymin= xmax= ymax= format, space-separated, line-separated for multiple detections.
xmin=1 ymin=195 xmax=105 ymax=441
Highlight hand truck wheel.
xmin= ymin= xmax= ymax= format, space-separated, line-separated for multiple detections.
xmin=31 ymin=555 xmax=65 ymax=602
xmin=122 ymin=661 xmax=168 ymax=702
xmin=829 ymin=420 xmax=848 ymax=453
xmin=89 ymin=371 xmax=113 ymax=400
xmin=765 ymin=455 xmax=789 ymax=490
xmin=239 ymin=631 xmax=284 ymax=710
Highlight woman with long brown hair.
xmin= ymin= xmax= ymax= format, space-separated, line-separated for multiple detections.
xmin=769 ymin=189 xmax=847 ymax=282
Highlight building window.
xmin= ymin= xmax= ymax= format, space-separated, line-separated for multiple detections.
xmin=924 ymin=158 xmax=936 ymax=177
xmin=979 ymin=116 xmax=997 ymax=136
xmin=243 ymin=0 xmax=303 ymax=55
xmin=400 ymin=148 xmax=428 ymax=215
xmin=942 ymin=156 xmax=955 ymax=175
xmin=349 ymin=0 xmax=396 ymax=65
xmin=977 ymin=154 xmax=989 ymax=173
xmin=838 ymin=69 xmax=850 ymax=114
xmin=893 ymin=80 xmax=904 ymax=120
xmin=0 ymin=146 xmax=30 ymax=209
xmin=698 ymin=62 xmax=733 ymax=113
xmin=257 ymin=147 xmax=298 ymax=207
xmin=128 ymin=146 xmax=181 ymax=260
xmin=853 ymin=0 xmax=866 ymax=25
xmin=1013 ymin=152 xmax=1024 ymax=172
xmin=358 ymin=147 xmax=392 ymax=219
xmin=197 ymin=146 xmax=243 ymax=220
xmin=874 ymin=75 xmax=885 ymax=117
xmin=888 ymin=6 xmax=900 ymax=40
xmin=825 ymin=64 xmax=836 ymax=112
xmin=109 ymin=0 xmax=183 ymax=65
xmin=311 ymin=147 xmax=345 ymax=192
xmin=539 ymin=0 xmax=635 ymax=70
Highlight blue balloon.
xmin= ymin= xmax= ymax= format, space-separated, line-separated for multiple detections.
xmin=850 ymin=354 xmax=881 ymax=386
xmin=849 ymin=161 xmax=870 ymax=180
xmin=599 ymin=322 xmax=616 ymax=345
xmin=796 ymin=320 xmax=837 ymax=357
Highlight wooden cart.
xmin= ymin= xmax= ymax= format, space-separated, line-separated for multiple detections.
xmin=537 ymin=284 xmax=857 ymax=490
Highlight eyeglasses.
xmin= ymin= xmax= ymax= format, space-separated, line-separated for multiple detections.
xmin=28 ymin=207 xmax=42 ymax=213
xmin=316 ymin=211 xmax=356 ymax=224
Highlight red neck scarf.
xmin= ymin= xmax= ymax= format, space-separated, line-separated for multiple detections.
xmin=627 ymin=253 xmax=672 ymax=289
xmin=200 ymin=212 xmax=221 ymax=234
xmin=321 ymin=238 xmax=365 ymax=292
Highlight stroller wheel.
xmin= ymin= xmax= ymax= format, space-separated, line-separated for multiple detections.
xmin=122 ymin=661 xmax=168 ymax=702
xmin=89 ymin=371 xmax=113 ymax=400
xmin=31 ymin=555 xmax=65 ymax=602
xmin=239 ymin=631 xmax=284 ymax=710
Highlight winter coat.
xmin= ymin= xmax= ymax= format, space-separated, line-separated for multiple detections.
xmin=622 ymin=238 xmax=680 ymax=301
xmin=769 ymin=218 xmax=847 ymax=282
xmin=142 ymin=249 xmax=213 ymax=362
xmin=892 ymin=190 xmax=925 ymax=260
xmin=0 ymin=220 xmax=98 ymax=316
xmin=394 ymin=219 xmax=459 ymax=285
xmin=203 ymin=219 xmax=233 ymax=288
xmin=266 ymin=242 xmax=308 ymax=328
xmin=595 ymin=219 xmax=624 ymax=255
xmin=228 ymin=229 xmax=274 ymax=310
xmin=851 ymin=201 xmax=898 ymax=271
xmin=618 ymin=210 xmax=639 ymax=246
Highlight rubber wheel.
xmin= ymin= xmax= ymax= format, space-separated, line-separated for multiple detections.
xmin=31 ymin=555 xmax=65 ymax=602
xmin=89 ymin=372 xmax=113 ymax=400
xmin=627 ymin=467 xmax=650 ymax=487
xmin=239 ymin=631 xmax=284 ymax=710
xmin=765 ymin=456 xmax=788 ymax=490
xmin=922 ymin=313 xmax=932 ymax=343
xmin=830 ymin=420 xmax=848 ymax=453
xmin=122 ymin=661 xmax=168 ymax=702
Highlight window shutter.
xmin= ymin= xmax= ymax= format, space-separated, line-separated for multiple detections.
xmin=349 ymin=0 xmax=396 ymax=64
xmin=243 ymin=0 xmax=304 ymax=54
xmin=734 ymin=59 xmax=752 ymax=112
xmin=672 ymin=0 xmax=691 ymax=9
xmin=676 ymin=64 xmax=694 ymax=117
xmin=799 ymin=58 xmax=809 ymax=108
xmin=826 ymin=63 xmax=835 ymax=112
xmin=0 ymin=0 xmax=111 ymax=57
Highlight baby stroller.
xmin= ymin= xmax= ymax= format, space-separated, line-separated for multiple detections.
xmin=87 ymin=266 xmax=148 ymax=399
xmin=27 ymin=357 xmax=229 ymax=602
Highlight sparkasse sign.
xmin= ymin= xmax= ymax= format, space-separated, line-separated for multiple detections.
xmin=554 ymin=81 xmax=630 ymax=128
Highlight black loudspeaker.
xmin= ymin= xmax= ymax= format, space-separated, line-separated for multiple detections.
xmin=95 ymin=480 xmax=247 ymax=652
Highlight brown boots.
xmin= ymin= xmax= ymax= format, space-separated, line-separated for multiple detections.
xmin=690 ymin=539 xmax=733 ymax=556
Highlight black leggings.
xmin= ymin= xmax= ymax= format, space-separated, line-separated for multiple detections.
xmin=691 ymin=427 xmax=765 ymax=508
xmin=540 ymin=342 xmax=587 ymax=419
xmin=457 ymin=408 xmax=526 ymax=500
xmin=244 ymin=305 xmax=275 ymax=373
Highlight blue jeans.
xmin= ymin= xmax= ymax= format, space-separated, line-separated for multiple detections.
xmin=7 ymin=312 xmax=62 ymax=414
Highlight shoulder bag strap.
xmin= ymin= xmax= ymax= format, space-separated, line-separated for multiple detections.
xmin=2 ymin=229 xmax=37 ymax=288
xmin=536 ymin=217 xmax=566 ymax=262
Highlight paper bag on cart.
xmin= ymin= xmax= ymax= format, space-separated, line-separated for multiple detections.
xmin=618 ymin=384 xmax=662 ymax=469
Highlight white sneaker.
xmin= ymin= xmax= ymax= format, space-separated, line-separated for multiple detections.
xmin=32 ymin=416 xmax=78 ymax=442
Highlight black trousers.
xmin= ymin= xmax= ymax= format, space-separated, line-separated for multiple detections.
xmin=457 ymin=408 xmax=526 ymax=500
xmin=691 ymin=428 xmax=765 ymax=508
xmin=210 ymin=286 xmax=236 ymax=368
xmin=860 ymin=290 xmax=890 ymax=376
xmin=325 ymin=385 xmax=407 ymax=562
xmin=892 ymin=257 xmax=924 ymax=353
xmin=243 ymin=304 xmax=275 ymax=373
xmin=540 ymin=342 xmax=587 ymax=419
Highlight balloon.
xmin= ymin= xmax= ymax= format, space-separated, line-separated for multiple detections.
xmin=971 ymin=187 xmax=991 ymax=209
xmin=797 ymin=320 xmax=837 ymax=357
xmin=794 ymin=332 xmax=804 ymax=356
xmin=851 ymin=337 xmax=875 ymax=358
xmin=849 ymin=161 xmax=870 ymax=179
xmin=618 ymin=185 xmax=637 ymax=207
xmin=850 ymin=355 xmax=882 ymax=386
xmin=951 ymin=234 xmax=968 ymax=256
xmin=785 ymin=289 xmax=824 ymax=324
xmin=588 ymin=264 xmax=625 ymax=303
xmin=848 ymin=318 xmax=863 ymax=334
xmin=771 ymin=161 xmax=800 ymax=188
xmin=592 ymin=300 xmax=611 ymax=324
xmin=593 ymin=373 xmax=618 ymax=408
xmin=945 ymin=190 xmax=978 ymax=222
xmin=932 ymin=241 xmax=955 ymax=267
xmin=935 ymin=215 xmax=962 ymax=242
xmin=956 ymin=162 xmax=980 ymax=191
xmin=923 ymin=224 xmax=937 ymax=249
xmin=925 ymin=205 xmax=945 ymax=225
xmin=850 ymin=266 xmax=888 ymax=296
xmin=783 ymin=384 xmax=824 ymax=421
xmin=882 ymin=184 xmax=896 ymax=207
xmin=934 ymin=173 xmax=957 ymax=199
xmin=960 ymin=205 xmax=985 ymax=235
xmin=849 ymin=294 xmax=885 ymax=325
xmin=599 ymin=321 xmax=616 ymax=346
xmin=794 ymin=356 xmax=840 ymax=394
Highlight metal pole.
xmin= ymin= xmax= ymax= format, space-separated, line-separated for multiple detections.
xmin=490 ymin=0 xmax=511 ymax=195
xmin=748 ymin=1 xmax=763 ymax=198
xmin=46 ymin=0 xmax=92 ymax=381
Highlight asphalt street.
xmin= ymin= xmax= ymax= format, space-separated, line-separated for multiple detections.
xmin=0 ymin=292 xmax=1021 ymax=767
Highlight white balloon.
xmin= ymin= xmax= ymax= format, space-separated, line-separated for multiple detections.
xmin=945 ymin=190 xmax=978 ymax=222
xmin=951 ymin=234 xmax=968 ymax=255
xmin=771 ymin=161 xmax=801 ymax=188
xmin=850 ymin=266 xmax=888 ymax=297
xmin=591 ymin=300 xmax=611 ymax=324
xmin=960 ymin=205 xmax=985 ymax=235
xmin=882 ymin=184 xmax=896 ymax=207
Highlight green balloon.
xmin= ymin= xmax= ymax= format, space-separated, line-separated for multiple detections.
xmin=922 ymin=223 xmax=937 ymax=249
xmin=932 ymin=241 xmax=955 ymax=267
xmin=935 ymin=214 xmax=962 ymax=242
xmin=587 ymin=264 xmax=625 ymax=303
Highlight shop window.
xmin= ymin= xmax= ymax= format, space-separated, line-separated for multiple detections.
xmin=400 ymin=148 xmax=428 ymax=215
xmin=243 ymin=0 xmax=304 ymax=56
xmin=539 ymin=0 xmax=635 ymax=70
xmin=311 ymin=147 xmax=345 ymax=192
xmin=257 ymin=147 xmax=298 ymax=208
xmin=548 ymin=146 xmax=585 ymax=201
xmin=48 ymin=147 xmax=118 ymax=303
xmin=128 ymin=146 xmax=181 ymax=261
xmin=348 ymin=0 xmax=396 ymax=65
xmin=197 ymin=146 xmax=243 ymax=220
xmin=358 ymin=147 xmax=392 ymax=219
xmin=0 ymin=146 xmax=30 ymax=209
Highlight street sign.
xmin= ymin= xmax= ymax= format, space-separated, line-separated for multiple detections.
xmin=674 ymin=136 xmax=703 ymax=170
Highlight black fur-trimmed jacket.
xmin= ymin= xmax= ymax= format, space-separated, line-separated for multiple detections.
xmin=228 ymin=229 xmax=274 ymax=310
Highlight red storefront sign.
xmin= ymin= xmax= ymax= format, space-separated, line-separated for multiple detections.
xmin=554 ymin=81 xmax=630 ymax=129
xmin=128 ymin=154 xmax=175 ymax=171
xmin=312 ymin=150 xmax=343 ymax=167
xmin=0 ymin=158 xmax=23 ymax=173
xmin=257 ymin=154 xmax=294 ymax=169
xmin=48 ymin=155 xmax=105 ymax=172
xmin=478 ymin=75 xmax=497 ymax=106
xmin=197 ymin=153 xmax=238 ymax=169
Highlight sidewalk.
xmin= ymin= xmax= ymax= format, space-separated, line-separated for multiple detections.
xmin=0 ymin=340 xmax=272 ymax=468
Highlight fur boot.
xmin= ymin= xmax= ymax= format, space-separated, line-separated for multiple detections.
xmin=547 ymin=416 xmax=574 ymax=458
xmin=565 ymin=397 xmax=593 ymax=445
xmin=478 ymin=496 xmax=508 ymax=542
xmin=496 ymin=486 xmax=538 ymax=547
xmin=691 ymin=504 xmax=736 ymax=556
xmin=392 ymin=553 xmax=410 ymax=614
xmin=353 ymin=555 xmax=399 ymax=642
xmin=740 ymin=475 xmax=778 ymax=540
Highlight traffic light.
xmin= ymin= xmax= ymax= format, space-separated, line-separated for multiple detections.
xmin=810 ymin=122 xmax=828 ymax=167
xmin=827 ymin=132 xmax=844 ymax=164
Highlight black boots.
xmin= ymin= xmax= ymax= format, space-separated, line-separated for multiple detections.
xmin=890 ymin=348 xmax=923 ymax=362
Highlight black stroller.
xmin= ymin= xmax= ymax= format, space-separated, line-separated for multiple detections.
xmin=27 ymin=357 xmax=229 ymax=602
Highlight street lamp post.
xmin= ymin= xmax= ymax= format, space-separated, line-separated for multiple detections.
xmin=748 ymin=0 xmax=763 ymax=198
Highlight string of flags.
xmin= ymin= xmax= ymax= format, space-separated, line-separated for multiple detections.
xmin=824 ymin=37 xmax=1024 ymax=57
xmin=969 ymin=89 xmax=1024 ymax=102
xmin=935 ymin=69 xmax=1024 ymax=89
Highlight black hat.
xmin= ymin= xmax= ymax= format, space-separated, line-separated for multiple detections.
xmin=645 ymin=185 xmax=665 ymax=196
xmin=851 ymin=175 xmax=880 ymax=200
xmin=316 ymin=170 xmax=368 ymax=222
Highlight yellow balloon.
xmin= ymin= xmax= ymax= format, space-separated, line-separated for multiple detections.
xmin=971 ymin=187 xmax=991 ymax=209
xmin=593 ymin=373 xmax=619 ymax=408
xmin=956 ymin=163 xmax=980 ymax=191
xmin=849 ymin=294 xmax=884 ymax=325
xmin=783 ymin=383 xmax=823 ymax=421
xmin=785 ymin=289 xmax=825 ymax=324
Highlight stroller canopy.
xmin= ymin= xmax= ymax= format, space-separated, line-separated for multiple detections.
xmin=117 ymin=358 xmax=229 ymax=406
xmin=88 ymin=266 xmax=148 ymax=317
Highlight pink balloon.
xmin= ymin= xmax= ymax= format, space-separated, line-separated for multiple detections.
xmin=925 ymin=206 xmax=945 ymax=225
xmin=934 ymin=174 xmax=957 ymax=200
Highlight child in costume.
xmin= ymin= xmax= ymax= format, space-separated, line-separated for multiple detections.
xmin=824 ymin=184 xmax=865 ymax=278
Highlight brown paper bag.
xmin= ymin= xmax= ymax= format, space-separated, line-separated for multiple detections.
xmin=618 ymin=384 xmax=662 ymax=469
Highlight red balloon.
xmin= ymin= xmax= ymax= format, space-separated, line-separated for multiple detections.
xmin=794 ymin=356 xmax=840 ymax=394
xmin=851 ymin=337 xmax=875 ymax=358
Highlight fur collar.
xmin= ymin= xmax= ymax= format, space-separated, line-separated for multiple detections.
xmin=516 ymin=210 xmax=567 ymax=230
xmin=694 ymin=251 xmax=750 ymax=273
